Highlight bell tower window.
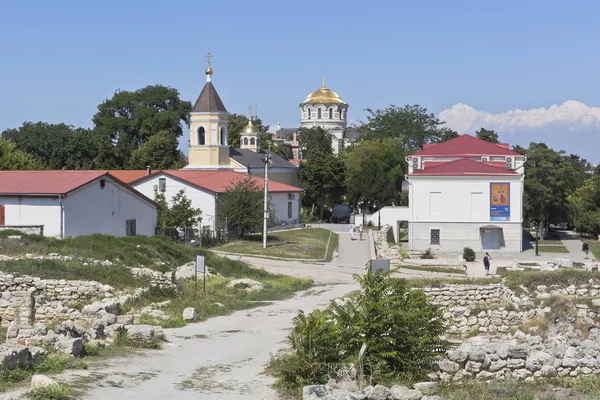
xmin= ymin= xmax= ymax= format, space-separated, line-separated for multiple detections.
xmin=197 ymin=127 xmax=206 ymax=145
xmin=250 ymin=138 xmax=255 ymax=146
xmin=306 ymin=108 xmax=311 ymax=119
xmin=329 ymin=108 xmax=333 ymax=119
xmin=318 ymin=108 xmax=322 ymax=119
xmin=243 ymin=137 xmax=248 ymax=146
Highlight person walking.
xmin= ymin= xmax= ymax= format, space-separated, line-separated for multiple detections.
xmin=348 ymin=224 xmax=356 ymax=240
xmin=483 ymin=252 xmax=492 ymax=276
xmin=583 ymin=242 xmax=590 ymax=258
xmin=359 ymin=224 xmax=364 ymax=241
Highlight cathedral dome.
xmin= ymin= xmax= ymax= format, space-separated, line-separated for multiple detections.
xmin=242 ymin=120 xmax=258 ymax=136
xmin=302 ymin=87 xmax=346 ymax=105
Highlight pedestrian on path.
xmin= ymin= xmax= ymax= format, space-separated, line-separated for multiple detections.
xmin=483 ymin=252 xmax=492 ymax=276
xmin=583 ymin=242 xmax=590 ymax=258
xmin=592 ymin=259 xmax=598 ymax=272
xmin=359 ymin=224 xmax=364 ymax=241
xmin=348 ymin=224 xmax=356 ymax=241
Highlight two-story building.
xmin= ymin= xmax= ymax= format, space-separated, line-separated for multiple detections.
xmin=372 ymin=135 xmax=526 ymax=252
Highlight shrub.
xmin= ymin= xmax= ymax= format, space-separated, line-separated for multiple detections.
xmin=113 ymin=326 xmax=160 ymax=349
xmin=398 ymin=249 xmax=411 ymax=259
xmin=268 ymin=267 xmax=453 ymax=394
xmin=420 ymin=248 xmax=435 ymax=259
xmin=25 ymin=382 xmax=72 ymax=400
xmin=463 ymin=247 xmax=476 ymax=262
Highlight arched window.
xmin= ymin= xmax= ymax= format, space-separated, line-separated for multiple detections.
xmin=317 ymin=108 xmax=322 ymax=119
xmin=197 ymin=127 xmax=206 ymax=145
xmin=250 ymin=138 xmax=255 ymax=145
xmin=306 ymin=108 xmax=311 ymax=119
xmin=329 ymin=108 xmax=333 ymax=119
xmin=243 ymin=137 xmax=248 ymax=146
xmin=340 ymin=110 xmax=344 ymax=120
xmin=220 ymin=126 xmax=227 ymax=145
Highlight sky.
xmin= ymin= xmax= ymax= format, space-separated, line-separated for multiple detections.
xmin=1 ymin=0 xmax=600 ymax=163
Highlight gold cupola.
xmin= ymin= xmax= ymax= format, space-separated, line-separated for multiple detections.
xmin=240 ymin=106 xmax=260 ymax=152
xmin=301 ymin=77 xmax=347 ymax=105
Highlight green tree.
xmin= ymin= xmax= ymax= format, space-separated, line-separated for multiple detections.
xmin=0 ymin=139 xmax=43 ymax=170
xmin=297 ymin=126 xmax=333 ymax=157
xmin=568 ymin=167 xmax=600 ymax=237
xmin=129 ymin=131 xmax=186 ymax=170
xmin=1 ymin=122 xmax=96 ymax=169
xmin=92 ymin=85 xmax=191 ymax=169
xmin=475 ymin=127 xmax=500 ymax=143
xmin=153 ymin=186 xmax=202 ymax=229
xmin=218 ymin=176 xmax=273 ymax=237
xmin=342 ymin=139 xmax=405 ymax=207
xmin=358 ymin=105 xmax=457 ymax=151
xmin=268 ymin=268 xmax=452 ymax=391
xmin=520 ymin=143 xmax=589 ymax=238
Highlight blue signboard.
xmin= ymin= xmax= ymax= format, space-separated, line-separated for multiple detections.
xmin=490 ymin=182 xmax=510 ymax=221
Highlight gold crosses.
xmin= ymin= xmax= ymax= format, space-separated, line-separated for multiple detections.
xmin=206 ymin=52 xmax=213 ymax=66
xmin=322 ymin=76 xmax=326 ymax=88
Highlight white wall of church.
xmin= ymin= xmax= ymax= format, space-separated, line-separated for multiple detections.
xmin=132 ymin=175 xmax=217 ymax=229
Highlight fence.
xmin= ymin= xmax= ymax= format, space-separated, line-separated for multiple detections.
xmin=155 ymin=226 xmax=231 ymax=248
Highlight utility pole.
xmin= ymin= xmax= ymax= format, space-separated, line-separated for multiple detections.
xmin=263 ymin=153 xmax=272 ymax=249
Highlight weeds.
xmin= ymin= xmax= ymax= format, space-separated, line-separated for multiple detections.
xmin=24 ymin=382 xmax=73 ymax=399
xmin=398 ymin=265 xmax=466 ymax=275
xmin=520 ymin=316 xmax=550 ymax=337
xmin=113 ymin=326 xmax=161 ymax=349
xmin=501 ymin=269 xmax=593 ymax=292
xmin=420 ymin=248 xmax=435 ymax=259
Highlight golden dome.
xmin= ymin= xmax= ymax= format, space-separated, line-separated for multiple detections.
xmin=205 ymin=66 xmax=213 ymax=76
xmin=242 ymin=119 xmax=258 ymax=136
xmin=301 ymin=78 xmax=346 ymax=105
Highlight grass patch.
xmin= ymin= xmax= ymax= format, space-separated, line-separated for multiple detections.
xmin=520 ymin=316 xmax=550 ymax=337
xmin=0 ymin=229 xmax=27 ymax=238
xmin=24 ymin=382 xmax=73 ymax=399
xmin=530 ymin=239 xmax=564 ymax=245
xmin=398 ymin=265 xmax=466 ymax=275
xmin=0 ymin=259 xmax=151 ymax=291
xmin=127 ymin=274 xmax=312 ymax=328
xmin=500 ymin=268 xmax=592 ymax=292
xmin=0 ymin=233 xmax=199 ymax=269
xmin=213 ymin=228 xmax=336 ymax=260
xmin=586 ymin=239 xmax=600 ymax=260
xmin=536 ymin=245 xmax=570 ymax=253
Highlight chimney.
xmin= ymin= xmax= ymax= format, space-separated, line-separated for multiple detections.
xmin=147 ymin=165 xmax=151 ymax=175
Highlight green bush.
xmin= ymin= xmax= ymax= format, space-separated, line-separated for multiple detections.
xmin=268 ymin=267 xmax=453 ymax=394
xmin=398 ymin=249 xmax=411 ymax=259
xmin=463 ymin=247 xmax=476 ymax=262
xmin=25 ymin=382 xmax=72 ymax=399
xmin=420 ymin=248 xmax=435 ymax=259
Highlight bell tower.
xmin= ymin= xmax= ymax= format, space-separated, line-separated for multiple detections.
xmin=186 ymin=52 xmax=232 ymax=169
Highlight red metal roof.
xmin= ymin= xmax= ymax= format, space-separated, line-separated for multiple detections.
xmin=108 ymin=170 xmax=159 ymax=183
xmin=137 ymin=170 xmax=303 ymax=194
xmin=0 ymin=171 xmax=108 ymax=195
xmin=411 ymin=134 xmax=521 ymax=157
xmin=411 ymin=158 xmax=520 ymax=176
xmin=423 ymin=161 xmax=508 ymax=170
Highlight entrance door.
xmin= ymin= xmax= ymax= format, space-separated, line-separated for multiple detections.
xmin=482 ymin=228 xmax=501 ymax=251
xmin=0 ymin=205 xmax=5 ymax=226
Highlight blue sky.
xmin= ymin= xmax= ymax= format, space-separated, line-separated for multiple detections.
xmin=1 ymin=0 xmax=600 ymax=162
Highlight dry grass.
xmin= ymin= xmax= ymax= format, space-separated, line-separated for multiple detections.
xmin=520 ymin=316 xmax=550 ymax=337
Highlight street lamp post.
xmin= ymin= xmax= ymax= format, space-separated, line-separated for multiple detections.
xmin=263 ymin=153 xmax=272 ymax=249
xmin=373 ymin=200 xmax=380 ymax=230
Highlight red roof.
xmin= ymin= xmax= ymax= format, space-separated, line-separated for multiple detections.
xmin=423 ymin=161 xmax=508 ymax=170
xmin=0 ymin=171 xmax=158 ymax=206
xmin=411 ymin=135 xmax=521 ymax=157
xmin=411 ymin=158 xmax=519 ymax=176
xmin=0 ymin=171 xmax=108 ymax=195
xmin=288 ymin=159 xmax=304 ymax=167
xmin=135 ymin=170 xmax=303 ymax=194
xmin=108 ymin=170 xmax=159 ymax=183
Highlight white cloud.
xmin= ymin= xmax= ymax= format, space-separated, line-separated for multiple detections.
xmin=439 ymin=100 xmax=600 ymax=134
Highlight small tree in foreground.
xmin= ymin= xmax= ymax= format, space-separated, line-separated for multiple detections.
xmin=219 ymin=177 xmax=274 ymax=238
xmin=154 ymin=186 xmax=202 ymax=229
xmin=268 ymin=267 xmax=453 ymax=393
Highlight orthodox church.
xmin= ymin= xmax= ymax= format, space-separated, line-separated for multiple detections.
xmin=275 ymin=78 xmax=359 ymax=157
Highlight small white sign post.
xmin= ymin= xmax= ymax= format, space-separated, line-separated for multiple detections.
xmin=195 ymin=254 xmax=206 ymax=294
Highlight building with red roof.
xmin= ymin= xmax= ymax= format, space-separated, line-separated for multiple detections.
xmin=0 ymin=171 xmax=157 ymax=238
xmin=370 ymin=135 xmax=526 ymax=253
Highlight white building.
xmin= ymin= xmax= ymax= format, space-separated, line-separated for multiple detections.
xmin=111 ymin=169 xmax=303 ymax=230
xmin=0 ymin=171 xmax=158 ymax=238
xmin=371 ymin=135 xmax=526 ymax=252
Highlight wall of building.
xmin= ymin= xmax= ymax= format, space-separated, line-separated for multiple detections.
xmin=132 ymin=174 xmax=217 ymax=229
xmin=248 ymin=168 xmax=299 ymax=187
xmin=408 ymin=177 xmax=523 ymax=224
xmin=63 ymin=177 xmax=156 ymax=237
xmin=270 ymin=192 xmax=301 ymax=224
xmin=410 ymin=221 xmax=522 ymax=252
xmin=0 ymin=196 xmax=61 ymax=237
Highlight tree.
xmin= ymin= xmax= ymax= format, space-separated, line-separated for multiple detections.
xmin=227 ymin=113 xmax=275 ymax=150
xmin=92 ymin=85 xmax=191 ymax=169
xmin=129 ymin=131 xmax=186 ymax=170
xmin=0 ymin=139 xmax=43 ymax=170
xmin=342 ymin=139 xmax=405 ymax=207
xmin=153 ymin=186 xmax=202 ymax=229
xmin=520 ymin=143 xmax=589 ymax=238
xmin=568 ymin=166 xmax=600 ymax=237
xmin=218 ymin=176 xmax=273 ymax=237
xmin=475 ymin=127 xmax=500 ymax=143
xmin=296 ymin=127 xmax=344 ymax=220
xmin=1 ymin=122 xmax=96 ymax=169
xmin=268 ymin=268 xmax=452 ymax=391
xmin=358 ymin=105 xmax=458 ymax=151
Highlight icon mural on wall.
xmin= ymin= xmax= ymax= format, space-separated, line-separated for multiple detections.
xmin=490 ymin=182 xmax=510 ymax=221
